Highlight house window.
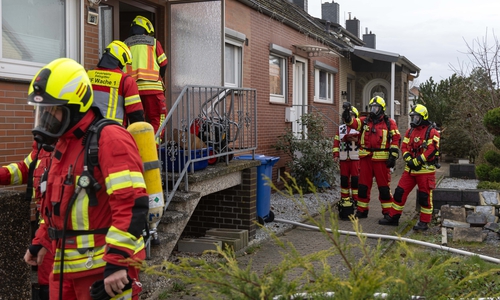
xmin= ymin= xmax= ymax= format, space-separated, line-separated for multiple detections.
xmin=269 ymin=54 xmax=286 ymax=102
xmin=224 ymin=28 xmax=245 ymax=88
xmin=314 ymin=61 xmax=338 ymax=104
xmin=225 ymin=43 xmax=241 ymax=87
xmin=269 ymin=43 xmax=292 ymax=103
xmin=0 ymin=0 xmax=80 ymax=80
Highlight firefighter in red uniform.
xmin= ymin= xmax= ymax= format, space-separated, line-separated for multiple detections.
xmin=342 ymin=96 xmax=401 ymax=218
xmin=23 ymin=58 xmax=149 ymax=300
xmin=88 ymin=40 xmax=145 ymax=127
xmin=124 ymin=15 xmax=168 ymax=134
xmin=379 ymin=104 xmax=440 ymax=230
xmin=0 ymin=142 xmax=53 ymax=300
xmin=333 ymin=106 xmax=360 ymax=220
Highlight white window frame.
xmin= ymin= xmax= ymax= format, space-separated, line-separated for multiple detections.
xmin=0 ymin=0 xmax=81 ymax=81
xmin=269 ymin=43 xmax=292 ymax=103
xmin=314 ymin=61 xmax=338 ymax=104
xmin=224 ymin=28 xmax=245 ymax=88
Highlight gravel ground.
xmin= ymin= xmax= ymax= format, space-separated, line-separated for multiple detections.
xmin=438 ymin=177 xmax=479 ymax=189
xmin=251 ymin=183 xmax=341 ymax=245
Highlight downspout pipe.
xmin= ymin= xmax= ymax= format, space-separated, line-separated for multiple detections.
xmin=274 ymin=218 xmax=500 ymax=264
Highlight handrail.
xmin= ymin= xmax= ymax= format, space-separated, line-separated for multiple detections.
xmin=146 ymin=86 xmax=257 ymax=253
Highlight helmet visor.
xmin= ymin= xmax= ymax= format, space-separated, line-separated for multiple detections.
xmin=410 ymin=114 xmax=422 ymax=127
xmin=369 ymin=104 xmax=382 ymax=116
xmin=33 ymin=105 xmax=70 ymax=139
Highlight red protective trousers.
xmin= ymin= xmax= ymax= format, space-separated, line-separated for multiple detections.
xmin=49 ymin=265 xmax=141 ymax=300
xmin=357 ymin=158 xmax=393 ymax=215
xmin=339 ymin=159 xmax=359 ymax=201
xmin=389 ymin=171 xmax=435 ymax=223
xmin=140 ymin=93 xmax=167 ymax=134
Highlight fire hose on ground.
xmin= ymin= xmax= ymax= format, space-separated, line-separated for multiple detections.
xmin=274 ymin=218 xmax=500 ymax=264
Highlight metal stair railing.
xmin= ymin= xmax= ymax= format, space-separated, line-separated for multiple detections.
xmin=147 ymin=85 xmax=257 ymax=253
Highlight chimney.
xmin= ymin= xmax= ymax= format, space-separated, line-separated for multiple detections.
xmin=363 ymin=28 xmax=376 ymax=49
xmin=287 ymin=0 xmax=308 ymax=12
xmin=345 ymin=14 xmax=360 ymax=39
xmin=322 ymin=1 xmax=340 ymax=24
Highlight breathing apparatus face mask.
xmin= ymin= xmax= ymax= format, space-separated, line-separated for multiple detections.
xmin=369 ymin=104 xmax=382 ymax=118
xmin=410 ymin=114 xmax=422 ymax=128
xmin=32 ymin=105 xmax=70 ymax=150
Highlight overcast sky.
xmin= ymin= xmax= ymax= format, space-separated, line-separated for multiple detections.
xmin=308 ymin=0 xmax=500 ymax=85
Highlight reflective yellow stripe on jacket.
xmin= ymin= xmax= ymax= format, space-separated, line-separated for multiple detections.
xmin=125 ymin=35 xmax=164 ymax=91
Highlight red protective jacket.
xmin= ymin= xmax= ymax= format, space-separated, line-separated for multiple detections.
xmin=347 ymin=115 xmax=401 ymax=161
xmin=35 ymin=110 xmax=149 ymax=279
xmin=88 ymin=67 xmax=144 ymax=126
xmin=402 ymin=124 xmax=440 ymax=174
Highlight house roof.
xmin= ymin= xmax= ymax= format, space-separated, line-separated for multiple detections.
xmin=236 ymin=0 xmax=352 ymax=53
xmin=353 ymin=45 xmax=420 ymax=76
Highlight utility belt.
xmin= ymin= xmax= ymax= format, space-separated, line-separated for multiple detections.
xmin=363 ymin=147 xmax=389 ymax=152
xmin=48 ymin=227 xmax=109 ymax=240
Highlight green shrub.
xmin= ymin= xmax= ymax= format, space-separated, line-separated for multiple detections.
xmin=489 ymin=167 xmax=500 ymax=182
xmin=475 ymin=163 xmax=492 ymax=181
xmin=493 ymin=136 xmax=500 ymax=151
xmin=476 ymin=142 xmax=500 ymax=166
xmin=483 ymin=107 xmax=500 ymax=136
xmin=273 ymin=113 xmax=337 ymax=192
xmin=477 ymin=180 xmax=500 ymax=189
xmin=484 ymin=150 xmax=500 ymax=166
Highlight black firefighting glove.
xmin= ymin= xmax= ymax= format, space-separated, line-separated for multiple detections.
xmin=342 ymin=108 xmax=352 ymax=124
xmin=386 ymin=148 xmax=399 ymax=168
xmin=406 ymin=158 xmax=422 ymax=171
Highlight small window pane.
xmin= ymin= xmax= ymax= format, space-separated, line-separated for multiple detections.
xmin=319 ymin=70 xmax=327 ymax=99
xmin=269 ymin=54 xmax=283 ymax=95
xmin=2 ymin=0 xmax=65 ymax=64
xmin=225 ymin=44 xmax=236 ymax=84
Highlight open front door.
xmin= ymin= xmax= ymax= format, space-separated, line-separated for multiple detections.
xmin=97 ymin=0 xmax=158 ymax=57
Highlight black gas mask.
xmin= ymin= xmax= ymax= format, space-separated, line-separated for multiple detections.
xmin=32 ymin=105 xmax=71 ymax=151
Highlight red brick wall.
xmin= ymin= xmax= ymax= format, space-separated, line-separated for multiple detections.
xmin=183 ymin=167 xmax=257 ymax=240
xmin=226 ymin=0 xmax=340 ymax=181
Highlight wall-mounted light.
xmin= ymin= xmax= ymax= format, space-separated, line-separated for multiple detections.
xmin=341 ymin=91 xmax=348 ymax=100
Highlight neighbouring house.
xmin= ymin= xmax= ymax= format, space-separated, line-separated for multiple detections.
xmin=0 ymin=0 xmax=421 ymax=295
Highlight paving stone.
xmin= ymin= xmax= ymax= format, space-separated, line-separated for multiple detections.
xmin=440 ymin=205 xmax=466 ymax=222
xmin=475 ymin=205 xmax=495 ymax=216
xmin=453 ymin=227 xmax=485 ymax=243
xmin=466 ymin=212 xmax=487 ymax=226
xmin=442 ymin=219 xmax=470 ymax=228
xmin=480 ymin=191 xmax=499 ymax=206
xmin=177 ymin=238 xmax=222 ymax=253
xmin=200 ymin=236 xmax=243 ymax=251
xmin=484 ymin=222 xmax=500 ymax=233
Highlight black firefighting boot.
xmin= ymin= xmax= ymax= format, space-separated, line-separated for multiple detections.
xmin=378 ymin=214 xmax=400 ymax=226
xmin=338 ymin=197 xmax=355 ymax=220
xmin=413 ymin=221 xmax=429 ymax=231
xmin=354 ymin=209 xmax=368 ymax=219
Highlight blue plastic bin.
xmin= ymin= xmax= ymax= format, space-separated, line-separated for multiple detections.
xmin=234 ymin=154 xmax=280 ymax=223
xmin=161 ymin=147 xmax=212 ymax=172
